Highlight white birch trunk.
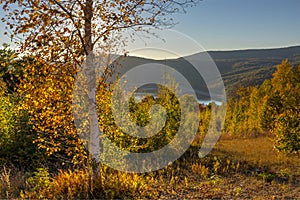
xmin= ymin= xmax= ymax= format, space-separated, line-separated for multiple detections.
xmin=84 ymin=0 xmax=101 ymax=175
xmin=86 ymin=53 xmax=101 ymax=163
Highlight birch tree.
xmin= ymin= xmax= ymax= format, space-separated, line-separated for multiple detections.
xmin=1 ymin=0 xmax=199 ymax=164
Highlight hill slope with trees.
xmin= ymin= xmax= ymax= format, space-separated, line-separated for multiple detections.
xmin=113 ymin=45 xmax=300 ymax=97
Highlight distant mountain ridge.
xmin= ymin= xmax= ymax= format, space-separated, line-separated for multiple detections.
xmin=111 ymin=45 xmax=300 ymax=99
xmin=205 ymin=45 xmax=300 ymax=60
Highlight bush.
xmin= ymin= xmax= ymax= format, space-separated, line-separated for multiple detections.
xmin=21 ymin=166 xmax=148 ymax=199
xmin=0 ymin=90 xmax=48 ymax=170
xmin=273 ymin=110 xmax=300 ymax=153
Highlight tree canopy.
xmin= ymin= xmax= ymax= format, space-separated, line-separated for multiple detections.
xmin=1 ymin=0 xmax=200 ymax=165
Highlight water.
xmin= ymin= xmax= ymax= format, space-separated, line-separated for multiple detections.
xmin=133 ymin=92 xmax=221 ymax=105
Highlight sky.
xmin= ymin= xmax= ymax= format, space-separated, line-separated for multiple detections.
xmin=170 ymin=0 xmax=300 ymax=51
xmin=1 ymin=0 xmax=300 ymax=58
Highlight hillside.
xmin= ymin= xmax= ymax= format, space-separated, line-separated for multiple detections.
xmin=112 ymin=45 xmax=300 ymax=98
xmin=207 ymin=46 xmax=300 ymax=95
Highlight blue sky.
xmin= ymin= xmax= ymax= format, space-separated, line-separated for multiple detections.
xmin=171 ymin=0 xmax=300 ymax=51
xmin=1 ymin=0 xmax=300 ymax=53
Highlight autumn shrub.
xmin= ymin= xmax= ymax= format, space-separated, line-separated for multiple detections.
xmin=21 ymin=168 xmax=52 ymax=199
xmin=0 ymin=95 xmax=16 ymax=163
xmin=21 ymin=165 xmax=149 ymax=199
xmin=95 ymin=165 xmax=149 ymax=199
xmin=0 ymin=91 xmax=47 ymax=169
xmin=0 ymin=77 xmax=17 ymax=165
xmin=21 ymin=168 xmax=89 ymax=199
xmin=0 ymin=47 xmax=51 ymax=169
xmin=266 ymin=61 xmax=300 ymax=153
xmin=273 ymin=110 xmax=300 ymax=153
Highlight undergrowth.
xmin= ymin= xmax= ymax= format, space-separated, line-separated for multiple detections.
xmin=1 ymin=135 xmax=299 ymax=199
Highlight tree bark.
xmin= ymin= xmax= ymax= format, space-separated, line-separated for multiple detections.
xmin=84 ymin=0 xmax=101 ymax=167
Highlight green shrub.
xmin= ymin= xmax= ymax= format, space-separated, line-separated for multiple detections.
xmin=273 ymin=110 xmax=300 ymax=153
xmin=0 ymin=91 xmax=47 ymax=169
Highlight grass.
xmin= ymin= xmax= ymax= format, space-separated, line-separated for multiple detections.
xmin=144 ymin=134 xmax=300 ymax=199
xmin=1 ymin=134 xmax=299 ymax=199
xmin=215 ymin=135 xmax=300 ymax=174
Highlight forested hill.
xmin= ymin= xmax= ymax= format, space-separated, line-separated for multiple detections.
xmin=113 ymin=45 xmax=300 ymax=97
xmin=205 ymin=45 xmax=300 ymax=95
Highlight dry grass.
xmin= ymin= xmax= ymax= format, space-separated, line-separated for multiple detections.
xmin=141 ymin=134 xmax=300 ymax=199
xmin=1 ymin=135 xmax=299 ymax=199
xmin=215 ymin=135 xmax=300 ymax=175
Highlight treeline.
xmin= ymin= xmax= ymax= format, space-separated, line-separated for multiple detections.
xmin=223 ymin=59 xmax=300 ymax=153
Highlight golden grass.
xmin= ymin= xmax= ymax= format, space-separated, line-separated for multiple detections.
xmin=1 ymin=135 xmax=299 ymax=199
xmin=214 ymin=135 xmax=300 ymax=174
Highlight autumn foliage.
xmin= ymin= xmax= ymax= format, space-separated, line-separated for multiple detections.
xmin=224 ymin=59 xmax=300 ymax=154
